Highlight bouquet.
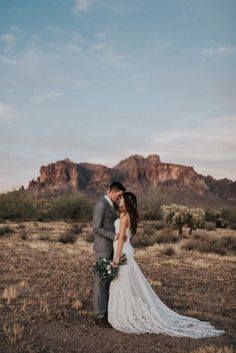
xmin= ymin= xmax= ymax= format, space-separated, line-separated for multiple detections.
xmin=91 ymin=253 xmax=127 ymax=281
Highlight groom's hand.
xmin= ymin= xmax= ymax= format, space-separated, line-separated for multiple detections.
xmin=117 ymin=233 xmax=127 ymax=242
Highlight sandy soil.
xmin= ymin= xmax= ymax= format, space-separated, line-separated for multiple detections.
xmin=0 ymin=221 xmax=236 ymax=353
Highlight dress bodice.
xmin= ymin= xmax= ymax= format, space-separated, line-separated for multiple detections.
xmin=114 ymin=218 xmax=132 ymax=239
xmin=113 ymin=218 xmax=133 ymax=256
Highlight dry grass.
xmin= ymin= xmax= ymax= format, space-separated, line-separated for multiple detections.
xmin=132 ymin=227 xmax=179 ymax=247
xmin=191 ymin=345 xmax=235 ymax=353
xmin=2 ymin=322 xmax=25 ymax=344
xmin=181 ymin=232 xmax=236 ymax=256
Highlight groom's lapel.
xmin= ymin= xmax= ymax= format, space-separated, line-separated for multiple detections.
xmin=103 ymin=196 xmax=117 ymax=217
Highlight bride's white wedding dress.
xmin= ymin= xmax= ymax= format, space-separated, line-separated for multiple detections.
xmin=108 ymin=219 xmax=225 ymax=338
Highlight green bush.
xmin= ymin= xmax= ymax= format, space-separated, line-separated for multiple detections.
xmin=0 ymin=190 xmax=93 ymax=221
xmin=0 ymin=190 xmax=36 ymax=220
xmin=221 ymin=208 xmax=236 ymax=223
xmin=205 ymin=209 xmax=221 ymax=222
xmin=48 ymin=196 xmax=92 ymax=221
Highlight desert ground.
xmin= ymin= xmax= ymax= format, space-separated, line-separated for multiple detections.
xmin=0 ymin=221 xmax=236 ymax=353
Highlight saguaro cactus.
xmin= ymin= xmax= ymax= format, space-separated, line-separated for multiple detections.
xmin=161 ymin=204 xmax=205 ymax=237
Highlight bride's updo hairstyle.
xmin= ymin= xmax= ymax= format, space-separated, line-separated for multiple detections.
xmin=122 ymin=192 xmax=139 ymax=236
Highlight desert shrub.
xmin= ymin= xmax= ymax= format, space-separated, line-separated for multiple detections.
xmin=203 ymin=222 xmax=216 ymax=231
xmin=221 ymin=208 xmax=236 ymax=223
xmin=48 ymin=196 xmax=92 ymax=221
xmin=17 ymin=224 xmax=26 ymax=229
xmin=69 ymin=223 xmax=83 ymax=235
xmin=154 ymin=228 xmax=179 ymax=243
xmin=141 ymin=222 xmax=166 ymax=237
xmin=139 ymin=202 xmax=163 ymax=221
xmin=181 ymin=233 xmax=236 ymax=256
xmin=20 ymin=230 xmax=30 ymax=240
xmin=228 ymin=222 xmax=236 ymax=230
xmin=0 ymin=190 xmax=36 ymax=220
xmin=57 ymin=231 xmax=78 ymax=244
xmin=0 ymin=225 xmax=15 ymax=237
xmin=142 ymin=224 xmax=156 ymax=236
xmin=132 ymin=231 xmax=156 ymax=248
xmin=215 ymin=218 xmax=227 ymax=228
xmin=39 ymin=234 xmax=50 ymax=241
xmin=0 ymin=190 xmax=93 ymax=221
xmin=131 ymin=227 xmax=178 ymax=248
xmin=152 ymin=221 xmax=166 ymax=230
xmin=205 ymin=209 xmax=222 ymax=222
xmin=161 ymin=245 xmax=176 ymax=256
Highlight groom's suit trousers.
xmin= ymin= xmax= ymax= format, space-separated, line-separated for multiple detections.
xmin=93 ymin=250 xmax=113 ymax=318
xmin=92 ymin=196 xmax=117 ymax=318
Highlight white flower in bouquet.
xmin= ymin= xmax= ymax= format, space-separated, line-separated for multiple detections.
xmin=91 ymin=253 xmax=128 ymax=281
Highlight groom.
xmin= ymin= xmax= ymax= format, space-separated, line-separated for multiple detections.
xmin=92 ymin=181 xmax=126 ymax=327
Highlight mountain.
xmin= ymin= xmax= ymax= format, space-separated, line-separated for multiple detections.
xmin=27 ymin=155 xmax=236 ymax=207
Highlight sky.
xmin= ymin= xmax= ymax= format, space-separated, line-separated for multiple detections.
xmin=0 ymin=0 xmax=236 ymax=192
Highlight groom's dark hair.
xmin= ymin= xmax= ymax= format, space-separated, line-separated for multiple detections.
xmin=109 ymin=181 xmax=126 ymax=192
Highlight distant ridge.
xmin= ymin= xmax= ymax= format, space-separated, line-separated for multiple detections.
xmin=27 ymin=154 xmax=236 ymax=207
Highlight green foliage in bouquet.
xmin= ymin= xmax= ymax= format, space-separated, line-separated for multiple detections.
xmin=91 ymin=253 xmax=127 ymax=281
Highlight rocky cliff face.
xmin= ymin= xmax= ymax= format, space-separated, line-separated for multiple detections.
xmin=27 ymin=154 xmax=236 ymax=205
xmin=112 ymin=154 xmax=208 ymax=196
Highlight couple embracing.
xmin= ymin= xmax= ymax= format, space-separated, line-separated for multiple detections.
xmin=92 ymin=181 xmax=225 ymax=338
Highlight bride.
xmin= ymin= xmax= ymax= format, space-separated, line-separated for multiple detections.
xmin=108 ymin=191 xmax=225 ymax=338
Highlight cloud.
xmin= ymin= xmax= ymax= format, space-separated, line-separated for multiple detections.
xmin=0 ymin=55 xmax=18 ymax=65
xmin=147 ymin=116 xmax=236 ymax=179
xmin=47 ymin=26 xmax=83 ymax=44
xmin=91 ymin=41 xmax=125 ymax=67
xmin=1 ymin=32 xmax=16 ymax=53
xmin=33 ymin=91 xmax=63 ymax=102
xmin=150 ymin=116 xmax=236 ymax=160
xmin=73 ymin=0 xmax=93 ymax=12
xmin=52 ymin=41 xmax=82 ymax=54
xmin=200 ymin=46 xmax=236 ymax=56
xmin=0 ymin=102 xmax=18 ymax=122
xmin=1 ymin=33 xmax=16 ymax=43
xmin=9 ymin=26 xmax=22 ymax=33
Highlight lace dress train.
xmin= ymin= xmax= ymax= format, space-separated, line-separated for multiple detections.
xmin=108 ymin=219 xmax=225 ymax=338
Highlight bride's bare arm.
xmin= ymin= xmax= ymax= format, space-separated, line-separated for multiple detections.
xmin=113 ymin=216 xmax=127 ymax=266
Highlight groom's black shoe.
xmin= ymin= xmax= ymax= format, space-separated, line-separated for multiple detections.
xmin=103 ymin=318 xmax=113 ymax=328
xmin=93 ymin=317 xmax=112 ymax=328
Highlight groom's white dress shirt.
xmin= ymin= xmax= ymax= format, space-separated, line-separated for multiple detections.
xmin=104 ymin=195 xmax=118 ymax=241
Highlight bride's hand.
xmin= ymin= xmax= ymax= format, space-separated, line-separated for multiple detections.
xmin=113 ymin=256 xmax=120 ymax=267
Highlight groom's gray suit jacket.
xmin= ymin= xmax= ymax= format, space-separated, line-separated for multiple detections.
xmin=92 ymin=196 xmax=118 ymax=253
